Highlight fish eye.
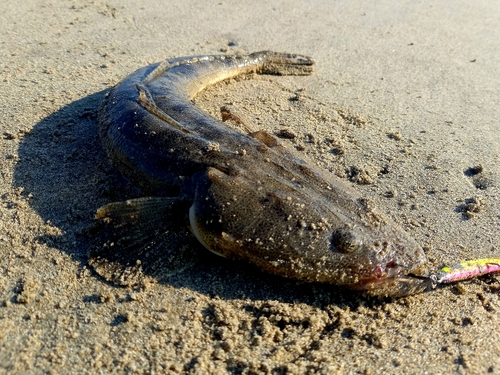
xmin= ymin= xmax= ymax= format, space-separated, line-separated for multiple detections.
xmin=330 ymin=228 xmax=361 ymax=253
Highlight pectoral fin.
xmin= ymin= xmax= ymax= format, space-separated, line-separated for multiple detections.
xmin=88 ymin=197 xmax=200 ymax=286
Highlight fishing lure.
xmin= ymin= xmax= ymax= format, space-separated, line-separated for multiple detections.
xmin=432 ymin=258 xmax=500 ymax=285
xmin=401 ymin=258 xmax=500 ymax=294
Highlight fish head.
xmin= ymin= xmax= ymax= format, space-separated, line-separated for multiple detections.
xmin=189 ymin=167 xmax=428 ymax=296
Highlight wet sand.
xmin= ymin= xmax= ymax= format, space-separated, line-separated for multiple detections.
xmin=1 ymin=1 xmax=500 ymax=374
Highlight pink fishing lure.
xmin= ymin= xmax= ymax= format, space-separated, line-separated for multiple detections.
xmin=432 ymin=258 xmax=500 ymax=284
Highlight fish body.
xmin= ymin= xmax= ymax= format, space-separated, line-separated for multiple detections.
xmin=95 ymin=51 xmax=427 ymax=296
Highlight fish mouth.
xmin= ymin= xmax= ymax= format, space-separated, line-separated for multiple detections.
xmin=349 ymin=275 xmax=435 ymax=297
xmin=347 ymin=267 xmax=434 ymax=297
xmin=340 ymin=230 xmax=430 ymax=297
xmin=336 ymin=253 xmax=433 ymax=297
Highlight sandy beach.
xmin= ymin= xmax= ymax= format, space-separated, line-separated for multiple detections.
xmin=1 ymin=0 xmax=500 ymax=373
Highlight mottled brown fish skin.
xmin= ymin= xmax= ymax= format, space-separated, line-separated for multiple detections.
xmin=97 ymin=51 xmax=427 ymax=296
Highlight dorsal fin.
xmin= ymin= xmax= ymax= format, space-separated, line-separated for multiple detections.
xmin=249 ymin=130 xmax=279 ymax=148
xmin=219 ymin=105 xmax=281 ymax=148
